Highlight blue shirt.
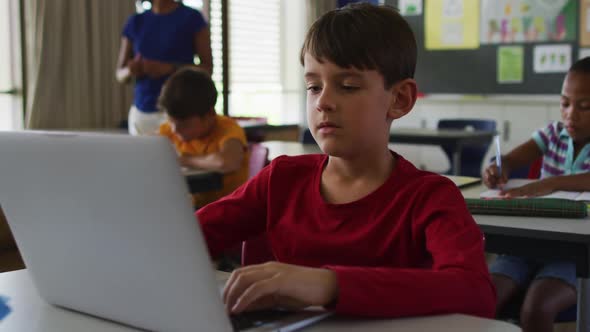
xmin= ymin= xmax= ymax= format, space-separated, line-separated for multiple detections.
xmin=123 ymin=5 xmax=207 ymax=112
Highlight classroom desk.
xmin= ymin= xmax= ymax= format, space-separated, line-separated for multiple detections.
xmin=260 ymin=140 xmax=412 ymax=161
xmin=0 ymin=270 xmax=520 ymax=332
xmin=261 ymin=141 xmax=322 ymax=160
xmin=262 ymin=128 xmax=497 ymax=176
xmin=241 ymin=123 xmax=300 ymax=142
xmin=182 ymin=168 xmax=223 ymax=193
xmin=389 ymin=128 xmax=496 ymax=175
xmin=461 ymin=184 xmax=590 ymax=332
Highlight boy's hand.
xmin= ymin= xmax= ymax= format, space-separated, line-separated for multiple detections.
xmin=222 ymin=262 xmax=338 ymax=314
xmin=483 ymin=163 xmax=509 ymax=189
xmin=141 ymin=58 xmax=175 ymax=78
xmin=500 ymin=178 xmax=556 ymax=198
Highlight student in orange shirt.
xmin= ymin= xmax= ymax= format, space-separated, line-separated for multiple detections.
xmin=158 ymin=68 xmax=249 ymax=207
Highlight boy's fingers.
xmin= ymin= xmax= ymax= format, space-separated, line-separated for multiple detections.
xmin=224 ymin=271 xmax=256 ymax=312
xmin=225 ymin=269 xmax=275 ymax=313
xmin=232 ymin=277 xmax=279 ymax=313
xmin=223 ymin=265 xmax=262 ymax=303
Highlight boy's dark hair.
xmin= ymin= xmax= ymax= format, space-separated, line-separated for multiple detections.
xmin=569 ymin=57 xmax=590 ymax=74
xmin=300 ymin=3 xmax=416 ymax=89
xmin=157 ymin=67 xmax=217 ymax=119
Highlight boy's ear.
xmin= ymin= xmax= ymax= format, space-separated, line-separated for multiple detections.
xmin=387 ymin=79 xmax=417 ymax=120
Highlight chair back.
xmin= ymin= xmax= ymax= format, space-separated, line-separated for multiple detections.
xmin=527 ymin=157 xmax=543 ymax=179
xmin=437 ymin=119 xmax=496 ymax=177
xmin=248 ymin=143 xmax=269 ymax=179
xmin=241 ymin=144 xmax=273 ymax=266
xmin=300 ymin=128 xmax=316 ymax=144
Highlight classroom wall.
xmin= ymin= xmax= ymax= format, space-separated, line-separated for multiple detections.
xmin=390 ymin=97 xmax=562 ymax=174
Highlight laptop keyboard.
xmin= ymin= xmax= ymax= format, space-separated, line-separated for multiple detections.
xmin=230 ymin=309 xmax=296 ymax=331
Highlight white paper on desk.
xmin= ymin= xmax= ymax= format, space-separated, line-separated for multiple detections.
xmin=576 ymin=192 xmax=590 ymax=201
xmin=480 ymin=179 xmax=590 ymax=201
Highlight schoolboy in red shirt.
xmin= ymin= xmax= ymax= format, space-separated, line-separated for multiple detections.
xmin=198 ymin=3 xmax=495 ymax=318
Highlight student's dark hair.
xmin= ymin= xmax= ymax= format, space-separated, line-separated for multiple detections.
xmin=300 ymin=3 xmax=416 ymax=88
xmin=569 ymin=57 xmax=590 ymax=74
xmin=158 ymin=67 xmax=217 ymax=119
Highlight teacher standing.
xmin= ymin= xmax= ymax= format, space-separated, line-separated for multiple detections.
xmin=116 ymin=0 xmax=213 ymax=135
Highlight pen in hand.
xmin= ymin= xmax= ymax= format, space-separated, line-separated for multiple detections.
xmin=494 ymin=135 xmax=504 ymax=189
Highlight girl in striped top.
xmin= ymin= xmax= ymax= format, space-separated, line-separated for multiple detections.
xmin=483 ymin=57 xmax=590 ymax=332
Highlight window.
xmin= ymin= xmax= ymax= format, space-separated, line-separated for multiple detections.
xmin=137 ymin=0 xmax=306 ymax=125
xmin=0 ymin=0 xmax=23 ymax=130
xmin=224 ymin=1 xmax=305 ymax=124
xmin=206 ymin=0 xmax=306 ymax=124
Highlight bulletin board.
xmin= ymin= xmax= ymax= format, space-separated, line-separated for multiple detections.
xmin=389 ymin=0 xmax=585 ymax=94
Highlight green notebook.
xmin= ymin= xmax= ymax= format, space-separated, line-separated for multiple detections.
xmin=465 ymin=198 xmax=588 ymax=219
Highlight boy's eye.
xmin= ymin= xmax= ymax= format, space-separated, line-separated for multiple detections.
xmin=560 ymin=102 xmax=570 ymax=108
xmin=306 ymin=86 xmax=321 ymax=93
xmin=341 ymin=85 xmax=360 ymax=91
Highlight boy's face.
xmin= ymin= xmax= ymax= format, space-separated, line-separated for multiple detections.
xmin=561 ymin=71 xmax=590 ymax=144
xmin=303 ymin=53 xmax=398 ymax=157
xmin=168 ymin=114 xmax=214 ymax=142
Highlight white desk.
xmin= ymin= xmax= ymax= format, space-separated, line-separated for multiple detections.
xmin=0 ymin=270 xmax=519 ymax=332
xmin=462 ymin=184 xmax=590 ymax=332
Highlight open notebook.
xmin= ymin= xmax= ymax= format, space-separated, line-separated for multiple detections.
xmin=480 ymin=179 xmax=590 ymax=201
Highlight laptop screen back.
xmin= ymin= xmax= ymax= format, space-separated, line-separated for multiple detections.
xmin=0 ymin=131 xmax=232 ymax=332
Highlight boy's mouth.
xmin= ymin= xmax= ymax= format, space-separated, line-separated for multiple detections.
xmin=317 ymin=122 xmax=340 ymax=134
xmin=317 ymin=121 xmax=339 ymax=129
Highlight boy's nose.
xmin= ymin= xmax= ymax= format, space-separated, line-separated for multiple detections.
xmin=316 ymin=89 xmax=336 ymax=112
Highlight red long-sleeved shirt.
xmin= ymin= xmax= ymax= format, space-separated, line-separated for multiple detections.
xmin=197 ymin=153 xmax=496 ymax=318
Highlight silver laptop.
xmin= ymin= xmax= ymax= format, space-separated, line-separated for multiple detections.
xmin=0 ymin=131 xmax=330 ymax=332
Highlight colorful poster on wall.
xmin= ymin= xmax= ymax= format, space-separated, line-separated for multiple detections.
xmin=497 ymin=46 xmax=524 ymax=83
xmin=480 ymin=0 xmax=577 ymax=44
xmin=580 ymin=0 xmax=590 ymax=46
xmin=425 ymin=0 xmax=479 ymax=50
xmin=400 ymin=0 xmax=423 ymax=15
xmin=533 ymin=44 xmax=572 ymax=73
